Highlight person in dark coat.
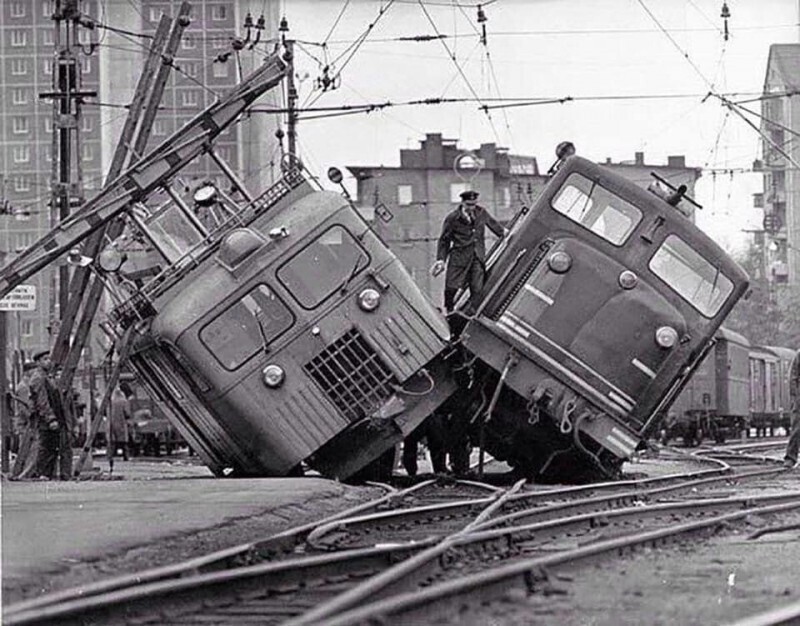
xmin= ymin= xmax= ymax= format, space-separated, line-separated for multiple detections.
xmin=30 ymin=350 xmax=66 ymax=479
xmin=429 ymin=190 xmax=506 ymax=476
xmin=10 ymin=362 xmax=39 ymax=479
xmin=431 ymin=189 xmax=506 ymax=319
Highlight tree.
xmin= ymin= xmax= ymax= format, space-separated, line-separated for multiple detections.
xmin=724 ymin=241 xmax=800 ymax=347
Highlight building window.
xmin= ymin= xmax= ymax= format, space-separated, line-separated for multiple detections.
xmin=81 ymin=116 xmax=93 ymax=133
xmin=14 ymin=232 xmax=35 ymax=253
xmin=501 ymin=187 xmax=511 ymax=207
xmin=12 ymin=146 xmax=30 ymax=163
xmin=43 ymin=59 xmax=52 ymax=75
xmin=152 ymin=119 xmax=167 ymax=136
xmin=10 ymin=2 xmax=26 ymax=17
xmin=78 ymin=29 xmax=93 ymax=45
xmin=181 ymin=35 xmax=196 ymax=49
xmin=81 ymin=144 xmax=94 ymax=161
xmin=212 ymin=62 xmax=229 ymax=78
xmin=21 ymin=319 xmax=33 ymax=337
xmin=81 ymin=58 xmax=91 ymax=74
xmin=180 ymin=90 xmax=199 ymax=107
xmin=450 ymin=182 xmax=468 ymax=203
xmin=42 ymin=0 xmax=54 ymax=17
xmin=210 ymin=4 xmax=227 ymax=20
xmin=12 ymin=117 xmax=29 ymax=134
xmin=10 ymin=30 xmax=27 ymax=47
xmin=180 ymin=61 xmax=199 ymax=77
xmin=149 ymin=7 xmax=163 ymax=22
xmin=14 ymin=176 xmax=30 ymax=192
xmin=11 ymin=59 xmax=28 ymax=76
xmin=397 ymin=185 xmax=413 ymax=206
xmin=44 ymin=117 xmax=53 ymax=133
xmin=11 ymin=88 xmax=28 ymax=105
xmin=42 ymin=29 xmax=54 ymax=45
xmin=211 ymin=35 xmax=228 ymax=49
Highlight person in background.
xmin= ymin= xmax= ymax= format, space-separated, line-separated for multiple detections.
xmin=30 ymin=351 xmax=66 ymax=480
xmin=107 ymin=385 xmax=131 ymax=462
xmin=783 ymin=350 xmax=800 ymax=469
xmin=401 ymin=413 xmax=448 ymax=477
xmin=431 ymin=189 xmax=506 ymax=333
xmin=10 ymin=362 xmax=39 ymax=480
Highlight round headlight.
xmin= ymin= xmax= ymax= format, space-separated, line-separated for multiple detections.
xmin=262 ymin=364 xmax=285 ymax=388
xmin=357 ymin=288 xmax=381 ymax=312
xmin=619 ymin=270 xmax=638 ymax=290
xmin=547 ymin=250 xmax=572 ymax=274
xmin=655 ymin=326 xmax=679 ymax=349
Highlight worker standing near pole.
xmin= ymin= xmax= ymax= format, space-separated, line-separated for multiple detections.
xmin=10 ymin=363 xmax=39 ymax=479
xmin=29 ymin=351 xmax=66 ymax=480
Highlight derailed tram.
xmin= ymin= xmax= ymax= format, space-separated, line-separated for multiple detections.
xmin=113 ymin=172 xmax=456 ymax=479
xmin=448 ymin=155 xmax=750 ymax=481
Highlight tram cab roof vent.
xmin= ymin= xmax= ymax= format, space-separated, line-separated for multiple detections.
xmin=647 ymin=172 xmax=702 ymax=218
xmin=217 ymin=228 xmax=267 ymax=271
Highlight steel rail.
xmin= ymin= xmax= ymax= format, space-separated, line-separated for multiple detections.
xmin=3 ymin=481 xmax=503 ymax=626
xmin=316 ymin=497 xmax=800 ymax=626
xmin=725 ymin=599 xmax=800 ymax=626
xmin=473 ymin=464 xmax=787 ymax=531
xmin=4 ymin=478 xmax=495 ymax=618
xmin=9 ymin=487 xmax=796 ymax=625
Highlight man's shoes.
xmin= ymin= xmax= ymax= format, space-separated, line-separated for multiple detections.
xmin=783 ymin=458 xmax=798 ymax=469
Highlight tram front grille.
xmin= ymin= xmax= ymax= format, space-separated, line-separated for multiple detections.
xmin=304 ymin=328 xmax=397 ymax=423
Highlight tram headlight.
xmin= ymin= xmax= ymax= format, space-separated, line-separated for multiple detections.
xmin=357 ymin=288 xmax=381 ymax=312
xmin=547 ymin=251 xmax=572 ymax=274
xmin=618 ymin=270 xmax=638 ymax=290
xmin=262 ymin=364 xmax=285 ymax=388
xmin=655 ymin=326 xmax=679 ymax=349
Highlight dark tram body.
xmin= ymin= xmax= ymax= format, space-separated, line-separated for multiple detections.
xmin=452 ymin=156 xmax=749 ymax=479
xmin=114 ymin=174 xmax=454 ymax=479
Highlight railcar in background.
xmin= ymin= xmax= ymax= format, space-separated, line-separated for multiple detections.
xmin=448 ymin=155 xmax=749 ymax=480
xmin=660 ymin=332 xmax=797 ymax=445
xmin=109 ymin=170 xmax=455 ymax=479
xmin=661 ymin=328 xmax=750 ymax=445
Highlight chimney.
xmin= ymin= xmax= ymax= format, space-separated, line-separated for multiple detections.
xmin=634 ymin=152 xmax=644 ymax=166
xmin=667 ymin=155 xmax=686 ymax=168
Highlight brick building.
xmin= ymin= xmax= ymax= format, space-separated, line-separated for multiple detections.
xmin=759 ymin=44 xmax=800 ymax=294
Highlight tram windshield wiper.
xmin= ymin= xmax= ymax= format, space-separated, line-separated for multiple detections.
xmin=339 ymin=254 xmax=365 ymax=294
xmin=254 ymin=310 xmax=271 ymax=355
xmin=708 ymin=264 xmax=721 ymax=306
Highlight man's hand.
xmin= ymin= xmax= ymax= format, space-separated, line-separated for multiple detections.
xmin=431 ymin=260 xmax=445 ymax=276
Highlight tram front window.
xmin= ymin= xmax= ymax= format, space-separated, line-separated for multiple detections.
xmin=552 ymin=173 xmax=642 ymax=246
xmin=200 ymin=284 xmax=294 ymax=370
xmin=649 ymin=234 xmax=733 ymax=317
xmin=277 ymin=225 xmax=370 ymax=309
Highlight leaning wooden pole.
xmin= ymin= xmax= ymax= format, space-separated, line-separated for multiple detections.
xmin=52 ymin=15 xmax=171 ymax=371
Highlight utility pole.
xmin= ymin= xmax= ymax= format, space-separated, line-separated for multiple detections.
xmin=279 ymin=17 xmax=298 ymax=162
xmin=38 ymin=0 xmax=96 ymax=337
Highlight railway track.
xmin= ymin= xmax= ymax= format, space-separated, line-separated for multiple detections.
xmin=5 ymin=455 xmax=795 ymax=625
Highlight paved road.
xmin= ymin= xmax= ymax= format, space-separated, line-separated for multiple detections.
xmin=1 ymin=456 xmax=356 ymax=582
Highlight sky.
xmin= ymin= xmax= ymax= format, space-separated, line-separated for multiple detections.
xmin=253 ymin=0 xmax=800 ymax=254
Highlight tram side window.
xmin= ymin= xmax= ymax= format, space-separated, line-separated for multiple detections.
xmin=649 ymin=234 xmax=733 ymax=318
xmin=145 ymin=203 xmax=206 ymax=262
xmin=551 ymin=173 xmax=642 ymax=246
xmin=200 ymin=284 xmax=294 ymax=370
xmin=277 ymin=225 xmax=370 ymax=309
